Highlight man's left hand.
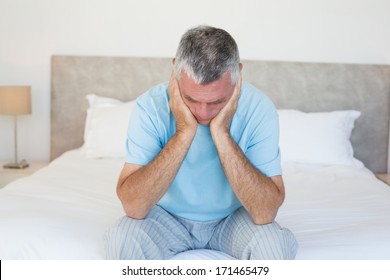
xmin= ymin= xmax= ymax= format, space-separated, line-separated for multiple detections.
xmin=210 ymin=74 xmax=242 ymax=137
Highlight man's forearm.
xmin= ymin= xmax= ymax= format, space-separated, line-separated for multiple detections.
xmin=117 ymin=133 xmax=193 ymax=219
xmin=212 ymin=131 xmax=284 ymax=224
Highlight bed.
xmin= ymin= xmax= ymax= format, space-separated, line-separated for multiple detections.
xmin=0 ymin=56 xmax=389 ymax=260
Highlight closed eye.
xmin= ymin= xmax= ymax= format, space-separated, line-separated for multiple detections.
xmin=208 ymin=99 xmax=226 ymax=105
xmin=184 ymin=95 xmax=198 ymax=103
xmin=183 ymin=94 xmax=226 ymax=105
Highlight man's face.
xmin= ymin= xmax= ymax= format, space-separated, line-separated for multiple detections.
xmin=178 ymin=71 xmax=235 ymax=125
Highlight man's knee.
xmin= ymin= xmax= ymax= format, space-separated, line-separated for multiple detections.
xmin=248 ymin=222 xmax=297 ymax=260
xmin=105 ymin=216 xmax=152 ymax=259
xmin=217 ymin=208 xmax=297 ymax=260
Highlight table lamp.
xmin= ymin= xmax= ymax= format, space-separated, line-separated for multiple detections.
xmin=0 ymin=86 xmax=32 ymax=168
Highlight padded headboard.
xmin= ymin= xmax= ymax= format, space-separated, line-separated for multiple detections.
xmin=51 ymin=56 xmax=390 ymax=172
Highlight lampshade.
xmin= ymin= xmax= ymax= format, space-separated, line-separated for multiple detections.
xmin=0 ymin=86 xmax=32 ymax=115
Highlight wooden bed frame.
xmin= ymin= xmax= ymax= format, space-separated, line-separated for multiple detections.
xmin=51 ymin=56 xmax=390 ymax=173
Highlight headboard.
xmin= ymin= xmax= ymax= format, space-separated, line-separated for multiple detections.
xmin=51 ymin=56 xmax=390 ymax=173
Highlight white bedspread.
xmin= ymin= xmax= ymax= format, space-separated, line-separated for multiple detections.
xmin=1 ymin=150 xmax=389 ymax=259
xmin=278 ymin=163 xmax=390 ymax=259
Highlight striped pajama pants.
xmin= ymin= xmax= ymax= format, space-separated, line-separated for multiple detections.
xmin=105 ymin=206 xmax=297 ymax=260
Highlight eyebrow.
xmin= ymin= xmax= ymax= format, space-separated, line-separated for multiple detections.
xmin=183 ymin=94 xmax=227 ymax=105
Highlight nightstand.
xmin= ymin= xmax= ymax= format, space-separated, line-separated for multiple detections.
xmin=376 ymin=173 xmax=390 ymax=186
xmin=0 ymin=162 xmax=47 ymax=189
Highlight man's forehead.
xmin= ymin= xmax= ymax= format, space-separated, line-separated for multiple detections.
xmin=178 ymin=71 xmax=234 ymax=102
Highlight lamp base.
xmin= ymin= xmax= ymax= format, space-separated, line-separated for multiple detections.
xmin=3 ymin=160 xmax=29 ymax=169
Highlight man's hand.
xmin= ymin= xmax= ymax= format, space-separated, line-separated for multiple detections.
xmin=117 ymin=72 xmax=199 ymax=220
xmin=168 ymin=72 xmax=198 ymax=141
xmin=209 ymin=74 xmax=284 ymax=224
xmin=210 ymin=74 xmax=242 ymax=137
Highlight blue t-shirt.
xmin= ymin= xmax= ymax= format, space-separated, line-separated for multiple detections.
xmin=125 ymin=81 xmax=281 ymax=221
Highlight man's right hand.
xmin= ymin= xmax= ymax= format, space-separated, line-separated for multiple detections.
xmin=117 ymin=73 xmax=198 ymax=219
xmin=168 ymin=72 xmax=198 ymax=141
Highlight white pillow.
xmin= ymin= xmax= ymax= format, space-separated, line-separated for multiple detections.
xmin=278 ymin=109 xmax=363 ymax=167
xmin=81 ymin=94 xmax=135 ymax=159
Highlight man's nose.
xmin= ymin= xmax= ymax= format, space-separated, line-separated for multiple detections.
xmin=195 ymin=103 xmax=210 ymax=118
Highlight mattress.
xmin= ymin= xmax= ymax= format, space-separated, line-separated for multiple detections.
xmin=0 ymin=149 xmax=389 ymax=259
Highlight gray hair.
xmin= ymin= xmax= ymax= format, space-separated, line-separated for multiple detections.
xmin=174 ymin=25 xmax=240 ymax=85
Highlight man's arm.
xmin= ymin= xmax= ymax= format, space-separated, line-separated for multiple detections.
xmin=117 ymin=73 xmax=197 ymax=219
xmin=210 ymin=75 xmax=285 ymax=225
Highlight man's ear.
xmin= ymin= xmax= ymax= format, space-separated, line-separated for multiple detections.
xmin=239 ymin=63 xmax=243 ymax=71
xmin=172 ymin=58 xmax=176 ymax=66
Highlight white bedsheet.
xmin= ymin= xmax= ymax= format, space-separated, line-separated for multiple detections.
xmin=0 ymin=150 xmax=389 ymax=259
xmin=278 ymin=163 xmax=390 ymax=259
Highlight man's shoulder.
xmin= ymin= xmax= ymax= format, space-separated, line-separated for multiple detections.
xmin=240 ymin=81 xmax=276 ymax=110
xmin=137 ymin=82 xmax=169 ymax=105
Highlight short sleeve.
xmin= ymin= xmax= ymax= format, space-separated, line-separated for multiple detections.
xmin=233 ymin=83 xmax=282 ymax=177
xmin=245 ymin=106 xmax=282 ymax=177
xmin=125 ymin=101 xmax=162 ymax=165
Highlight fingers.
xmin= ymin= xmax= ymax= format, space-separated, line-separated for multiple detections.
xmin=232 ymin=73 xmax=242 ymax=101
xmin=168 ymin=72 xmax=187 ymax=110
xmin=168 ymin=71 xmax=179 ymax=99
xmin=168 ymin=71 xmax=198 ymax=136
xmin=224 ymin=73 xmax=242 ymax=111
xmin=209 ymin=73 xmax=243 ymax=135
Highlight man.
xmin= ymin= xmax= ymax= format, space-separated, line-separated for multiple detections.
xmin=105 ymin=25 xmax=297 ymax=259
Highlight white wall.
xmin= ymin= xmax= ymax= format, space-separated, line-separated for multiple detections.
xmin=1 ymin=0 xmax=389 ymax=163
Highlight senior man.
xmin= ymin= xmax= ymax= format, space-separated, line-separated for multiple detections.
xmin=105 ymin=25 xmax=297 ymax=260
